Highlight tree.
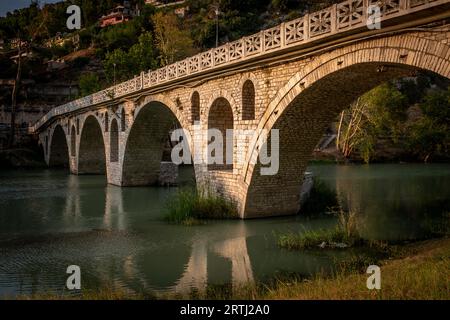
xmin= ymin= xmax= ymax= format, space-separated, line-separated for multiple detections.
xmin=407 ymin=88 xmax=450 ymax=162
xmin=153 ymin=12 xmax=196 ymax=66
xmin=78 ymin=73 xmax=101 ymax=97
xmin=103 ymin=32 xmax=158 ymax=84
xmin=337 ymin=83 xmax=408 ymax=163
xmin=1 ymin=3 xmax=40 ymax=148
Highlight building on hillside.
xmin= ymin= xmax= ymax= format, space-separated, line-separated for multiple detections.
xmin=100 ymin=1 xmax=140 ymax=28
xmin=44 ymin=33 xmax=80 ymax=50
xmin=46 ymin=59 xmax=67 ymax=72
xmin=145 ymin=0 xmax=187 ymax=9
xmin=10 ymin=38 xmax=27 ymax=50
xmin=174 ymin=6 xmax=188 ymax=18
xmin=145 ymin=0 xmax=188 ymax=17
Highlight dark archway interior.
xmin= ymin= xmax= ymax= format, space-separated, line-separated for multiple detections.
xmin=49 ymin=125 xmax=69 ymax=168
xmin=110 ymin=119 xmax=119 ymax=163
xmin=208 ymin=97 xmax=234 ymax=171
xmin=191 ymin=91 xmax=200 ymax=124
xmin=122 ymin=102 xmax=188 ymax=186
xmin=78 ymin=116 xmax=106 ymax=175
xmin=244 ymin=62 xmax=418 ymax=218
xmin=242 ymin=80 xmax=256 ymax=121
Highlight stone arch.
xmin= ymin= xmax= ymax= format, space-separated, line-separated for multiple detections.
xmin=110 ymin=119 xmax=119 ymax=163
xmin=208 ymin=97 xmax=234 ymax=171
xmin=49 ymin=124 xmax=69 ymax=167
xmin=191 ymin=91 xmax=200 ymax=124
xmin=242 ymin=34 xmax=450 ymax=218
xmin=122 ymin=100 xmax=193 ymax=186
xmin=78 ymin=115 xmax=106 ymax=174
xmin=242 ymin=80 xmax=256 ymax=121
xmin=70 ymin=125 xmax=76 ymax=157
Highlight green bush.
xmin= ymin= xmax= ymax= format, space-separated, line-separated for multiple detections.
xmin=278 ymin=211 xmax=362 ymax=250
xmin=78 ymin=73 xmax=101 ymax=97
xmin=300 ymin=179 xmax=339 ymax=215
xmin=165 ymin=188 xmax=239 ymax=224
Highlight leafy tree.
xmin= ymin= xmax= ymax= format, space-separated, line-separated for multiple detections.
xmin=337 ymin=83 xmax=408 ymax=163
xmin=78 ymin=73 xmax=101 ymax=97
xmin=153 ymin=12 xmax=196 ymax=66
xmin=103 ymin=32 xmax=158 ymax=83
xmin=407 ymin=88 xmax=450 ymax=162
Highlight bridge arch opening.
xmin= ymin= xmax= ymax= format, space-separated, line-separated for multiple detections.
xmin=78 ymin=116 xmax=106 ymax=175
xmin=121 ymin=109 xmax=126 ymax=132
xmin=208 ymin=97 xmax=234 ymax=171
xmin=70 ymin=125 xmax=76 ymax=157
xmin=242 ymin=80 xmax=255 ymax=121
xmin=49 ymin=125 xmax=69 ymax=168
xmin=191 ymin=91 xmax=200 ymax=124
xmin=110 ymin=119 xmax=119 ymax=163
xmin=105 ymin=112 xmax=109 ymax=132
xmin=122 ymin=101 xmax=193 ymax=186
xmin=243 ymin=60 xmax=450 ymax=218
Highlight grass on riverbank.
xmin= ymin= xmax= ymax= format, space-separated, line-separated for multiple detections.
xmin=165 ymin=188 xmax=239 ymax=225
xmin=262 ymin=238 xmax=450 ymax=300
xmin=278 ymin=210 xmax=363 ymax=250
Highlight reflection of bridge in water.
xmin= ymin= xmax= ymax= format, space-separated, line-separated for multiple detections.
xmin=174 ymin=231 xmax=255 ymax=294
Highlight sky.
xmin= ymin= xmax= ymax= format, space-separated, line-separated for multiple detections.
xmin=0 ymin=0 xmax=61 ymax=17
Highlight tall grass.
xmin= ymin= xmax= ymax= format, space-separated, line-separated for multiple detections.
xmin=278 ymin=210 xmax=363 ymax=250
xmin=165 ymin=187 xmax=239 ymax=224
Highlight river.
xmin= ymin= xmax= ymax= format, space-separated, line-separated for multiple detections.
xmin=0 ymin=164 xmax=449 ymax=297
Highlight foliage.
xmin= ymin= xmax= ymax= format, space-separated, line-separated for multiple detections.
xmin=78 ymin=73 xmax=101 ymax=97
xmin=300 ymin=179 xmax=339 ymax=215
xmin=103 ymin=32 xmax=158 ymax=83
xmin=165 ymin=187 xmax=239 ymax=224
xmin=278 ymin=210 xmax=362 ymax=250
xmin=407 ymin=87 xmax=450 ymax=162
xmin=152 ymin=12 xmax=196 ymax=66
xmin=337 ymin=83 xmax=409 ymax=163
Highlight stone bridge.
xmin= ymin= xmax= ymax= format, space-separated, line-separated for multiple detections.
xmin=32 ymin=0 xmax=450 ymax=218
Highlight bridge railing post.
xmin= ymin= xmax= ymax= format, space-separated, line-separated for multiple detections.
xmin=331 ymin=4 xmax=338 ymax=34
xmin=304 ymin=13 xmax=310 ymax=42
xmin=401 ymin=0 xmax=409 ymax=10
xmin=362 ymin=0 xmax=368 ymax=24
xmin=280 ymin=22 xmax=286 ymax=48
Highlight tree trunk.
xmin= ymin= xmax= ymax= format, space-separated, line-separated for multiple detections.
xmin=336 ymin=110 xmax=345 ymax=150
xmin=9 ymin=43 xmax=23 ymax=149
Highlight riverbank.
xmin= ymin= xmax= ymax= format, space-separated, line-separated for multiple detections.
xmin=9 ymin=237 xmax=449 ymax=300
xmin=258 ymin=237 xmax=450 ymax=300
xmin=0 ymin=148 xmax=45 ymax=168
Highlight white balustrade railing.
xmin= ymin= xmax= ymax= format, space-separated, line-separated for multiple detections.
xmin=32 ymin=0 xmax=446 ymax=132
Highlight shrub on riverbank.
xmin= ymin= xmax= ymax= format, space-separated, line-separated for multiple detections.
xmin=165 ymin=188 xmax=239 ymax=224
xmin=300 ymin=179 xmax=339 ymax=215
